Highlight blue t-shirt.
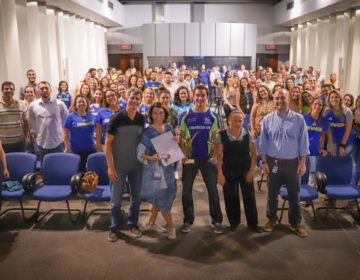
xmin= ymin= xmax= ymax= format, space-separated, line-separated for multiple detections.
xmin=145 ymin=81 xmax=161 ymax=94
xmin=56 ymin=92 xmax=72 ymax=109
xmin=179 ymin=109 xmax=219 ymax=160
xmin=303 ymin=113 xmax=328 ymax=156
xmin=96 ymin=108 xmax=120 ymax=145
xmin=118 ymin=99 xmax=128 ymax=109
xmin=324 ymin=109 xmax=354 ymax=145
xmin=64 ymin=112 xmax=95 ymax=152
xmin=90 ymin=104 xmax=103 ymax=117
xmin=171 ymin=102 xmax=193 ymax=115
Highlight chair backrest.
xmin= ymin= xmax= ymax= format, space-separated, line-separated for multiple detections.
xmin=86 ymin=152 xmax=109 ymax=185
xmin=42 ymin=153 xmax=80 ymax=185
xmin=317 ymin=155 xmax=352 ymax=185
xmin=6 ymin=153 xmax=37 ymax=182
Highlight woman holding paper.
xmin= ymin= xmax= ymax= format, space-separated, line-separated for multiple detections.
xmin=137 ymin=102 xmax=178 ymax=240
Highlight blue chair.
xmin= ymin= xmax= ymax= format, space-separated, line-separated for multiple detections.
xmin=0 ymin=153 xmax=37 ymax=221
xmin=316 ymin=155 xmax=360 ymax=221
xmin=78 ymin=152 xmax=111 ymax=222
xmin=278 ymin=159 xmax=318 ymax=222
xmin=32 ymin=153 xmax=81 ymax=223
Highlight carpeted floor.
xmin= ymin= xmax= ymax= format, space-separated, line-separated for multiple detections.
xmin=1 ymin=172 xmax=360 ymax=280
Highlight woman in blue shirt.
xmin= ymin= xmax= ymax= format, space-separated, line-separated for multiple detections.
xmin=63 ymin=95 xmax=96 ymax=171
xmin=56 ymin=81 xmax=72 ymax=109
xmin=90 ymin=89 xmax=103 ymax=117
xmin=95 ymin=90 xmax=121 ymax=152
xmin=138 ymin=88 xmax=158 ymax=121
xmin=137 ymin=103 xmax=177 ymax=240
xmin=118 ymin=84 xmax=128 ymax=109
xmin=172 ymin=86 xmax=193 ymax=115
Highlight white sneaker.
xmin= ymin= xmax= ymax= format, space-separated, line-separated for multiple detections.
xmin=167 ymin=227 xmax=176 ymax=240
xmin=143 ymin=223 xmax=167 ymax=233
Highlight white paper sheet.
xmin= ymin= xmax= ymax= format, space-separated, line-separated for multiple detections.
xmin=151 ymin=131 xmax=185 ymax=166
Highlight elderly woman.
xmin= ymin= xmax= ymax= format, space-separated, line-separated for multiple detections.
xmin=137 ymin=102 xmax=177 ymax=240
xmin=63 ymin=95 xmax=96 ymax=170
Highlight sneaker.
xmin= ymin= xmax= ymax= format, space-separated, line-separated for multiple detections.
xmin=213 ymin=223 xmax=223 ymax=234
xmin=143 ymin=223 xmax=167 ymax=233
xmin=181 ymin=223 xmax=191 ymax=233
xmin=108 ymin=231 xmax=118 ymax=242
xmin=290 ymin=225 xmax=308 ymax=238
xmin=262 ymin=221 xmax=274 ymax=232
xmin=167 ymin=227 xmax=176 ymax=240
xmin=130 ymin=226 xmax=142 ymax=238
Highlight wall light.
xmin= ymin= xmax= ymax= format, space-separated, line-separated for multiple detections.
xmin=26 ymin=1 xmax=38 ymax=7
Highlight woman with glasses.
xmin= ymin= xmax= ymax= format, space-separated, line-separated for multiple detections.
xmin=95 ymin=90 xmax=121 ymax=152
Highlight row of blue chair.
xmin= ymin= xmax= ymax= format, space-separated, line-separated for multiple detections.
xmin=278 ymin=156 xmax=360 ymax=222
xmin=0 ymin=152 xmax=111 ymax=223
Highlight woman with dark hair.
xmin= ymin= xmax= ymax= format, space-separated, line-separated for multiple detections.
xmin=158 ymin=87 xmax=178 ymax=129
xmin=136 ymin=76 xmax=146 ymax=92
xmin=118 ymin=84 xmax=128 ymax=109
xmin=95 ymin=89 xmax=121 ymax=152
xmin=236 ymin=77 xmax=253 ymax=130
xmin=172 ymin=86 xmax=193 ymax=115
xmin=63 ymin=95 xmax=96 ymax=171
xmin=99 ymin=77 xmax=110 ymax=94
xmin=303 ymin=98 xmax=328 ymax=185
xmin=223 ymin=70 xmax=232 ymax=88
xmin=78 ymin=83 xmax=92 ymax=103
xmin=90 ymin=89 xmax=103 ymax=117
xmin=56 ymin=80 xmax=72 ymax=109
xmin=137 ymin=102 xmax=177 ymax=240
xmin=285 ymin=77 xmax=295 ymax=92
xmin=343 ymin=93 xmax=354 ymax=110
xmin=127 ymin=74 xmax=138 ymax=89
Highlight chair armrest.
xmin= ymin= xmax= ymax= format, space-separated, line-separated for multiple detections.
xmin=315 ymin=171 xmax=327 ymax=194
xmin=22 ymin=172 xmax=39 ymax=192
xmin=71 ymin=172 xmax=84 ymax=194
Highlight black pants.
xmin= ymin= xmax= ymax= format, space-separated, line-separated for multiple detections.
xmin=223 ymin=174 xmax=258 ymax=227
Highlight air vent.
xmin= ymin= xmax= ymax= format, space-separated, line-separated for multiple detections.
xmin=97 ymin=0 xmax=103 ymax=3
xmin=287 ymin=1 xmax=294 ymax=10
xmin=108 ymin=1 xmax=114 ymax=10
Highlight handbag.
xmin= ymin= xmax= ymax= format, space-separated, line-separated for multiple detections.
xmin=81 ymin=171 xmax=99 ymax=193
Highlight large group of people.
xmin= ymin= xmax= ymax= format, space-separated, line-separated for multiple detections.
xmin=0 ymin=61 xmax=358 ymax=241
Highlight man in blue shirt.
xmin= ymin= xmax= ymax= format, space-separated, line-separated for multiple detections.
xmin=198 ymin=64 xmax=210 ymax=88
xmin=259 ymin=88 xmax=309 ymax=238
xmin=179 ymin=85 xmax=223 ymax=234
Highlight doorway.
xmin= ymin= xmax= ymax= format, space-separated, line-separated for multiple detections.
xmin=108 ymin=54 xmax=143 ymax=72
xmin=256 ymin=54 xmax=278 ymax=72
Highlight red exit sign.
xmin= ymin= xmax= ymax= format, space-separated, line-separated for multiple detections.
xmin=119 ymin=44 xmax=132 ymax=50
xmin=266 ymin=44 xmax=278 ymax=50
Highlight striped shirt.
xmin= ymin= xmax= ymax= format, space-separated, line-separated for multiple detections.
xmin=0 ymin=98 xmax=28 ymax=144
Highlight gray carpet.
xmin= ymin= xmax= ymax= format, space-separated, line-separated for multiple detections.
xmin=1 ymin=173 xmax=360 ymax=280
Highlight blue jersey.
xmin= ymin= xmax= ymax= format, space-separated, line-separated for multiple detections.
xmin=118 ymin=99 xmax=127 ymax=109
xmin=179 ymin=109 xmax=219 ymax=160
xmin=90 ymin=104 xmax=103 ymax=118
xmin=324 ymin=109 xmax=354 ymax=145
xmin=56 ymin=92 xmax=72 ymax=109
xmin=145 ymin=81 xmax=161 ymax=94
xmin=171 ymin=102 xmax=193 ymax=115
xmin=63 ymin=112 xmax=95 ymax=152
xmin=96 ymin=108 xmax=120 ymax=145
xmin=303 ymin=113 xmax=328 ymax=156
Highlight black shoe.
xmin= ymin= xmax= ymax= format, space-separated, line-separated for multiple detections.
xmin=229 ymin=224 xmax=239 ymax=231
xmin=249 ymin=225 xmax=263 ymax=233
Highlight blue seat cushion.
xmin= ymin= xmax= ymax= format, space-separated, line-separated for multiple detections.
xmin=325 ymin=185 xmax=360 ymax=200
xmin=1 ymin=188 xmax=25 ymax=200
xmin=78 ymin=185 xmax=110 ymax=202
xmin=33 ymin=185 xmax=73 ymax=201
xmin=280 ymin=184 xmax=318 ymax=201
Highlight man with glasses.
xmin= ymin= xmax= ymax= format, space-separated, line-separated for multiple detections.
xmin=29 ymin=81 xmax=68 ymax=161
xmin=0 ymin=81 xmax=29 ymax=152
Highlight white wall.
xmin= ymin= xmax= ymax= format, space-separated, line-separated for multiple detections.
xmin=0 ymin=0 xmax=107 ymax=95
xmin=164 ymin=4 xmax=191 ymax=23
xmin=124 ymin=4 xmax=152 ymax=28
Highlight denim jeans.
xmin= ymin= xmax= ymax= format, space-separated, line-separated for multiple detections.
xmin=110 ymin=167 xmax=142 ymax=231
xmin=267 ymin=157 xmax=301 ymax=227
xmin=37 ymin=143 xmax=65 ymax=162
xmin=182 ymin=160 xmax=223 ymax=225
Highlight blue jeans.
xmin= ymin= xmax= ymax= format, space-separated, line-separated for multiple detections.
xmin=267 ymin=157 xmax=301 ymax=227
xmin=37 ymin=143 xmax=65 ymax=162
xmin=182 ymin=160 xmax=223 ymax=225
xmin=110 ymin=167 xmax=142 ymax=231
